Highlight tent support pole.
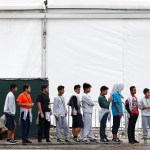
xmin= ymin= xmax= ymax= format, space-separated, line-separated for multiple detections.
xmin=41 ymin=1 xmax=47 ymax=78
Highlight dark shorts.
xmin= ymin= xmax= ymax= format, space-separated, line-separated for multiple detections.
xmin=5 ymin=113 xmax=15 ymax=131
xmin=72 ymin=114 xmax=84 ymax=128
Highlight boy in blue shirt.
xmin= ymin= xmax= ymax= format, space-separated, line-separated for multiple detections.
xmin=111 ymin=84 xmax=124 ymax=143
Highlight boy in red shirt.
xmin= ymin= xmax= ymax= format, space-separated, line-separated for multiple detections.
xmin=125 ymin=86 xmax=139 ymax=144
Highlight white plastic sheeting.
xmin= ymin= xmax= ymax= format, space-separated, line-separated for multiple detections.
xmin=0 ymin=19 xmax=42 ymax=78
xmin=0 ymin=0 xmax=45 ymax=10
xmin=48 ymin=0 xmax=150 ymax=9
xmin=47 ymin=19 xmax=150 ymax=127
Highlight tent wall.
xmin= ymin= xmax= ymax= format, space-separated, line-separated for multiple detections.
xmin=0 ymin=19 xmax=42 ymax=78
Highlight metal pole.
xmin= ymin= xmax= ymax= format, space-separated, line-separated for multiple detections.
xmin=41 ymin=0 xmax=47 ymax=78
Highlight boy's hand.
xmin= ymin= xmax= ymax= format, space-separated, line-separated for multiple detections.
xmin=108 ymin=95 xmax=113 ymax=102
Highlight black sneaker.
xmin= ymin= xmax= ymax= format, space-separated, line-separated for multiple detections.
xmin=112 ymin=138 xmax=122 ymax=143
xmin=116 ymin=138 xmax=123 ymax=143
xmin=65 ymin=139 xmax=71 ymax=143
xmin=26 ymin=139 xmax=32 ymax=143
xmin=46 ymin=139 xmax=51 ymax=143
xmin=73 ymin=137 xmax=80 ymax=142
xmin=129 ymin=141 xmax=134 ymax=144
xmin=6 ymin=139 xmax=17 ymax=145
xmin=133 ymin=140 xmax=139 ymax=143
xmin=57 ymin=139 xmax=63 ymax=142
xmin=100 ymin=138 xmax=109 ymax=143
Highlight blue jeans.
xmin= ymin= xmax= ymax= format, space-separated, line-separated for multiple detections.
xmin=100 ymin=112 xmax=108 ymax=139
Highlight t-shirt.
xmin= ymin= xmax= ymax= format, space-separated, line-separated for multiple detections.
xmin=111 ymin=91 xmax=123 ymax=116
xmin=16 ymin=93 xmax=33 ymax=109
xmin=131 ymin=96 xmax=139 ymax=114
xmin=36 ymin=92 xmax=50 ymax=112
xmin=98 ymin=94 xmax=110 ymax=109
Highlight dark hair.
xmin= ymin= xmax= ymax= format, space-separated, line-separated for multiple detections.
xmin=83 ymin=83 xmax=91 ymax=91
xmin=100 ymin=86 xmax=109 ymax=92
xmin=41 ymin=85 xmax=48 ymax=91
xmin=143 ymin=88 xmax=149 ymax=94
xmin=10 ymin=84 xmax=17 ymax=90
xmin=57 ymin=85 xmax=65 ymax=91
xmin=23 ymin=84 xmax=30 ymax=91
xmin=74 ymin=84 xmax=81 ymax=90
xmin=130 ymin=86 xmax=136 ymax=92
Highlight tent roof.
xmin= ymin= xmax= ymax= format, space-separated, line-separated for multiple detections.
xmin=48 ymin=0 xmax=150 ymax=9
xmin=0 ymin=0 xmax=45 ymax=10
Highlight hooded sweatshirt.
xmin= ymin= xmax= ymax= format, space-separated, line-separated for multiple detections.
xmin=82 ymin=93 xmax=94 ymax=114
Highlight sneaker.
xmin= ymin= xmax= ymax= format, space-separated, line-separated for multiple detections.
xmin=133 ymin=140 xmax=139 ymax=143
xmin=57 ymin=139 xmax=63 ymax=142
xmin=82 ymin=140 xmax=88 ymax=143
xmin=13 ymin=140 xmax=18 ymax=143
xmin=26 ymin=139 xmax=32 ymax=143
xmin=46 ymin=139 xmax=51 ymax=143
xmin=144 ymin=138 xmax=148 ymax=144
xmin=129 ymin=141 xmax=134 ymax=144
xmin=65 ymin=139 xmax=71 ymax=143
xmin=90 ymin=139 xmax=97 ymax=143
xmin=100 ymin=138 xmax=109 ymax=143
xmin=112 ymin=138 xmax=122 ymax=143
xmin=73 ymin=138 xmax=80 ymax=142
xmin=6 ymin=139 xmax=17 ymax=145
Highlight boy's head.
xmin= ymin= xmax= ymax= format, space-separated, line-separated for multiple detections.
xmin=23 ymin=84 xmax=31 ymax=93
xmin=41 ymin=85 xmax=49 ymax=93
xmin=143 ymin=88 xmax=150 ymax=98
xmin=130 ymin=86 xmax=136 ymax=95
xmin=100 ymin=86 xmax=109 ymax=95
xmin=83 ymin=83 xmax=91 ymax=93
xmin=57 ymin=85 xmax=65 ymax=95
xmin=74 ymin=84 xmax=81 ymax=94
xmin=10 ymin=84 xmax=18 ymax=93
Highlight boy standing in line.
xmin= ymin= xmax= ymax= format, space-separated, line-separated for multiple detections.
xmin=98 ymin=86 xmax=112 ymax=143
xmin=68 ymin=84 xmax=83 ymax=142
xmin=4 ymin=84 xmax=18 ymax=144
xmin=125 ymin=86 xmax=139 ymax=144
xmin=111 ymin=83 xmax=124 ymax=143
xmin=138 ymin=88 xmax=150 ymax=144
xmin=37 ymin=85 xmax=51 ymax=143
xmin=53 ymin=85 xmax=70 ymax=142
xmin=82 ymin=83 xmax=96 ymax=143
xmin=17 ymin=84 xmax=34 ymax=145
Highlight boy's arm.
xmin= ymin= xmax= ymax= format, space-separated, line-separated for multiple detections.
xmin=114 ymin=102 xmax=122 ymax=118
xmin=125 ymin=99 xmax=131 ymax=114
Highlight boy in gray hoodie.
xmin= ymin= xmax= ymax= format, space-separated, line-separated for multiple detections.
xmin=138 ymin=88 xmax=150 ymax=144
xmin=82 ymin=83 xmax=96 ymax=142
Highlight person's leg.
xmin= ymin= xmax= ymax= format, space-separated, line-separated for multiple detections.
xmin=100 ymin=113 xmax=108 ymax=140
xmin=128 ymin=115 xmax=134 ymax=142
xmin=26 ymin=113 xmax=31 ymax=141
xmin=82 ymin=113 xmax=92 ymax=141
xmin=38 ymin=114 xmax=44 ymax=141
xmin=21 ymin=112 xmax=28 ymax=141
xmin=142 ymin=116 xmax=148 ymax=143
xmin=112 ymin=115 xmax=120 ymax=139
xmin=62 ymin=117 xmax=70 ymax=140
xmin=12 ymin=121 xmax=16 ymax=140
xmin=44 ymin=119 xmax=50 ymax=141
xmin=131 ymin=115 xmax=138 ymax=142
xmin=86 ymin=114 xmax=95 ymax=141
xmin=56 ymin=116 xmax=62 ymax=140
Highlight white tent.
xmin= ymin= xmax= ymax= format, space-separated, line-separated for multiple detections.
xmin=0 ymin=0 xmax=150 ymax=128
